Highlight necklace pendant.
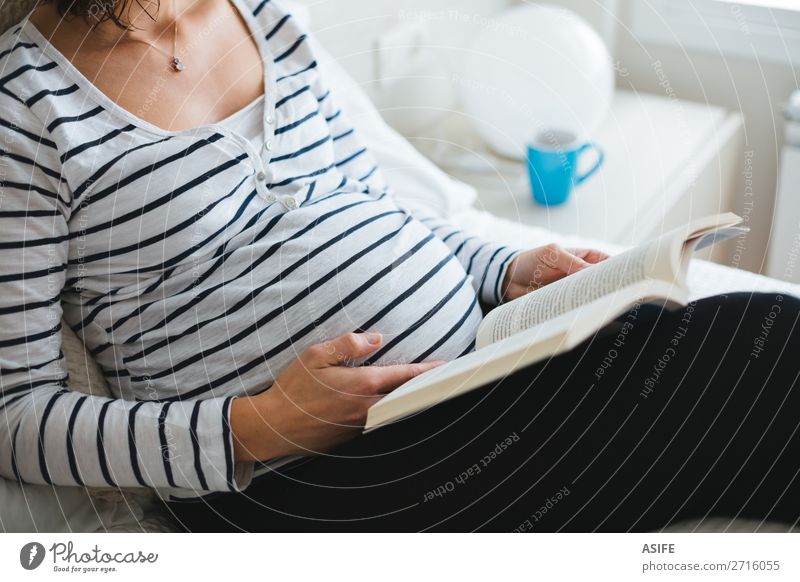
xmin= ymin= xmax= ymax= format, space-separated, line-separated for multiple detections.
xmin=171 ymin=57 xmax=185 ymax=72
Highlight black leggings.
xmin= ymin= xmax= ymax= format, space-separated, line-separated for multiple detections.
xmin=164 ymin=292 xmax=800 ymax=532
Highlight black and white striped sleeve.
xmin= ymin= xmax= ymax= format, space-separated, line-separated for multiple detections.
xmin=316 ymin=78 xmax=522 ymax=306
xmin=0 ymin=100 xmax=252 ymax=493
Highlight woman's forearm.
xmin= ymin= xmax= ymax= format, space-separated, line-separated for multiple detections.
xmin=230 ymin=392 xmax=291 ymax=463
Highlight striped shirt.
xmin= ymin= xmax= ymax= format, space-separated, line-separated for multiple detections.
xmin=0 ymin=0 xmax=520 ymax=501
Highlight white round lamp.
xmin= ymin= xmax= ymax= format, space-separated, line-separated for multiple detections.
xmin=460 ymin=4 xmax=614 ymax=160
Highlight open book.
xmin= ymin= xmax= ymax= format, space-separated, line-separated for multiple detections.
xmin=365 ymin=212 xmax=746 ymax=431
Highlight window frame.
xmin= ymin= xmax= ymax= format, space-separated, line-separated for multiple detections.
xmin=632 ymin=0 xmax=800 ymax=65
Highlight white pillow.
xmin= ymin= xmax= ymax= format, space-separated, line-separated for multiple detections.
xmin=312 ymin=38 xmax=478 ymax=218
xmin=285 ymin=3 xmax=475 ymax=217
xmin=0 ymin=479 xmax=175 ymax=533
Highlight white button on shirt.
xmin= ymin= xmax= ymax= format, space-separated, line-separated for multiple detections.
xmin=217 ymin=94 xmax=277 ymax=200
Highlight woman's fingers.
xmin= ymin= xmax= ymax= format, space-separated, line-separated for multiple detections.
xmin=348 ymin=360 xmax=447 ymax=396
xmin=376 ymin=360 xmax=446 ymax=393
xmin=569 ymin=247 xmax=610 ymax=264
xmin=303 ymin=332 xmax=384 ymax=367
xmin=540 ymin=244 xmax=591 ymax=275
xmin=302 ymin=332 xmax=445 ymax=386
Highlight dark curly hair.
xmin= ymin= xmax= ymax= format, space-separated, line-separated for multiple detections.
xmin=50 ymin=0 xmax=160 ymax=29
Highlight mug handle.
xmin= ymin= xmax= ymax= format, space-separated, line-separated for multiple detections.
xmin=574 ymin=143 xmax=605 ymax=186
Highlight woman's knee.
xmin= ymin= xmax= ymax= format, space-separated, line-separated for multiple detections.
xmin=697 ymin=291 xmax=799 ymax=315
xmin=685 ymin=292 xmax=800 ymax=378
xmin=686 ymin=292 xmax=799 ymax=334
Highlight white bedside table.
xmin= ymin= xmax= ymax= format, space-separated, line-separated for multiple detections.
xmin=414 ymin=90 xmax=744 ymax=247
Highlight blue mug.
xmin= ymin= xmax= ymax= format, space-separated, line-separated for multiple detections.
xmin=527 ymin=130 xmax=605 ymax=206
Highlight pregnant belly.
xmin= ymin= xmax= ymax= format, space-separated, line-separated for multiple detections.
xmin=102 ymin=192 xmax=483 ymax=400
xmin=259 ymin=194 xmax=483 ymax=367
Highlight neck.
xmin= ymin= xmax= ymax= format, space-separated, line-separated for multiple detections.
xmin=91 ymin=0 xmax=199 ymax=44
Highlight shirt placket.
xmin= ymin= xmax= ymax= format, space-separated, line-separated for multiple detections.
xmin=253 ymin=109 xmax=277 ymax=205
xmin=256 ymin=109 xmax=299 ymax=211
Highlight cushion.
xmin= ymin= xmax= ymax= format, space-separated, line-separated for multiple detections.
xmin=0 ymin=322 xmax=172 ymax=532
xmin=61 ymin=324 xmax=112 ymax=398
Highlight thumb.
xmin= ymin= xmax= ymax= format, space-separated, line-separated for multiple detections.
xmin=552 ymin=247 xmax=591 ymax=275
xmin=366 ymin=360 xmax=447 ymax=395
xmin=313 ymin=332 xmax=384 ymax=367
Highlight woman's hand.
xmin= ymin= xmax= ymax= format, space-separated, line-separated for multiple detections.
xmin=501 ymin=244 xmax=610 ymax=302
xmin=230 ymin=332 xmax=444 ymax=463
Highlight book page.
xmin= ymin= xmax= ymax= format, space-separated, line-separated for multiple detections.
xmin=692 ymin=226 xmax=749 ymax=252
xmin=477 ymin=213 xmax=743 ymax=348
xmin=477 ymin=241 xmax=657 ymax=346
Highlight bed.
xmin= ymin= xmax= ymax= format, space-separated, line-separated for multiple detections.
xmin=2 ymin=3 xmax=799 ymax=533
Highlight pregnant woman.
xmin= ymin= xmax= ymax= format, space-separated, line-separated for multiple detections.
xmin=2 ymin=0 xmax=800 ymax=532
